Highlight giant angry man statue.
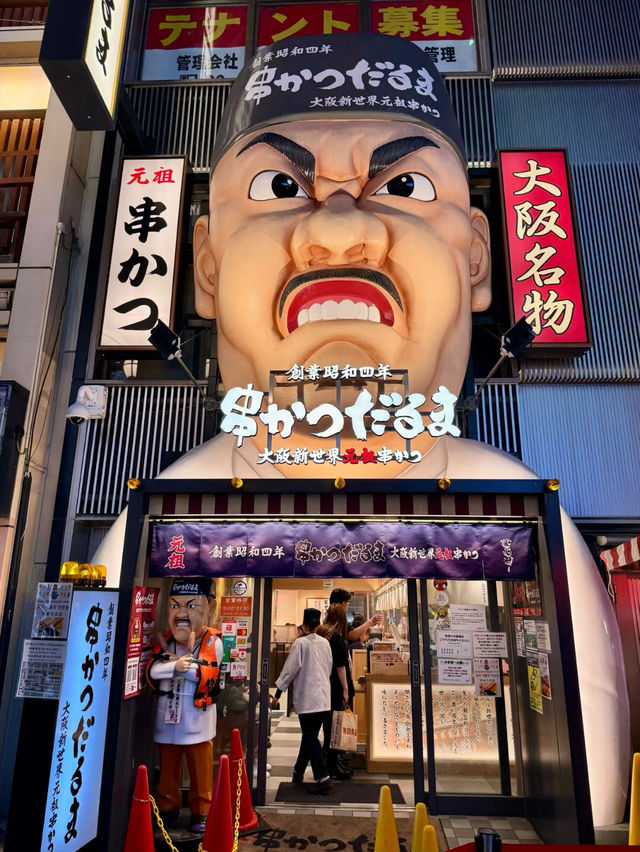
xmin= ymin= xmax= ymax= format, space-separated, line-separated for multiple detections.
xmin=95 ymin=34 xmax=629 ymax=826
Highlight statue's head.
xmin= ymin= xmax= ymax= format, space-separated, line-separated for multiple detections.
xmin=193 ymin=34 xmax=491 ymax=465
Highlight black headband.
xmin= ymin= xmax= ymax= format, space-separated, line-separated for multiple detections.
xmin=211 ymin=32 xmax=466 ymax=173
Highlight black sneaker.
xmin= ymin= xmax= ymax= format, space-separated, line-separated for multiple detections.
xmin=307 ymin=778 xmax=332 ymax=795
xmin=292 ymin=772 xmax=305 ymax=785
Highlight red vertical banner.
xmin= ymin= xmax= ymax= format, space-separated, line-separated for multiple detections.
xmin=124 ymin=586 xmax=159 ymax=698
xmin=257 ymin=3 xmax=360 ymax=46
xmin=498 ymin=149 xmax=592 ymax=352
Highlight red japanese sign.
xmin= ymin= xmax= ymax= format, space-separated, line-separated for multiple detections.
xmin=370 ymin=1 xmax=476 ymax=72
xmin=499 ymin=150 xmax=591 ymax=351
xmin=143 ymin=5 xmax=247 ymax=80
xmin=220 ymin=595 xmax=253 ymax=617
xmin=258 ymin=3 xmax=359 ymax=46
xmin=124 ymin=586 xmax=159 ymax=699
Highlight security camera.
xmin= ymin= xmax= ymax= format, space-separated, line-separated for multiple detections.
xmin=66 ymin=385 xmax=108 ymax=425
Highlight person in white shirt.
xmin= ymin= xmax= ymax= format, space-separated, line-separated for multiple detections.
xmin=270 ymin=608 xmax=333 ymax=794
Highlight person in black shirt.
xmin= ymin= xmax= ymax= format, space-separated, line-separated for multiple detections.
xmin=316 ymin=603 xmax=355 ymax=780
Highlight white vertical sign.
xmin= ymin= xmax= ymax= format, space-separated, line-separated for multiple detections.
xmin=41 ymin=591 xmax=119 ymax=852
xmin=84 ymin=0 xmax=130 ymax=117
xmin=100 ymin=157 xmax=186 ymax=348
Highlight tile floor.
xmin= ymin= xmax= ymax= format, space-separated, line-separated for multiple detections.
xmin=261 ymin=710 xmax=546 ymax=847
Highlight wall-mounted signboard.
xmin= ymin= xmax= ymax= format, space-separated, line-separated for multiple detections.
xmin=142 ymin=5 xmax=248 ymax=81
xmin=257 ymin=3 xmax=359 ymax=45
xmin=498 ymin=149 xmax=592 ymax=353
xmin=370 ymin=0 xmax=477 ymax=72
xmin=40 ymin=0 xmax=130 ymax=129
xmin=99 ymin=156 xmax=187 ymax=350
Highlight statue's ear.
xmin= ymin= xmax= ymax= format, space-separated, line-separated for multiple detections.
xmin=193 ymin=215 xmax=217 ymax=319
xmin=469 ymin=207 xmax=492 ymax=312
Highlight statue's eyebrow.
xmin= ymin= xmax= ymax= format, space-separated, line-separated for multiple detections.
xmin=237 ymin=132 xmax=315 ymax=183
xmin=368 ymin=136 xmax=439 ymax=179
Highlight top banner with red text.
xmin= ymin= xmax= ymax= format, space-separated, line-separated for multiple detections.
xmin=142 ymin=5 xmax=248 ymax=80
xmin=499 ymin=149 xmax=591 ymax=352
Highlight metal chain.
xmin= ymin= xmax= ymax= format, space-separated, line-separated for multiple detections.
xmin=149 ymin=793 xmax=181 ymax=852
xmin=198 ymin=754 xmax=245 ymax=852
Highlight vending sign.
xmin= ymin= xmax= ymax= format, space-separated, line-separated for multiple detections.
xmin=142 ymin=5 xmax=248 ymax=81
xmin=370 ymin=0 xmax=477 ymax=72
xmin=499 ymin=149 xmax=592 ymax=352
xmin=258 ymin=3 xmax=359 ymax=45
xmin=99 ymin=157 xmax=186 ymax=349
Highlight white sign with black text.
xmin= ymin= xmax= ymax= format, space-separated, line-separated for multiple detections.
xmin=100 ymin=157 xmax=186 ymax=348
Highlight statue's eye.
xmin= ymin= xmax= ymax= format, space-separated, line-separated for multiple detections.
xmin=249 ymin=171 xmax=309 ymax=200
xmin=374 ymin=172 xmax=436 ymax=201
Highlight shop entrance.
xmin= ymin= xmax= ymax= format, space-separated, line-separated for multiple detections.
xmin=86 ymin=478 xmax=595 ymax=850
xmin=243 ymin=576 xmax=519 ymax=814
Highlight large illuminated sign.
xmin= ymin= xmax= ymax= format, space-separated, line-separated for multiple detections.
xmin=99 ymin=157 xmax=187 ymax=349
xmin=41 ymin=590 xmax=118 ymax=852
xmin=40 ymin=0 xmax=130 ymax=130
xmin=498 ymin=149 xmax=592 ymax=353
xmin=218 ymin=365 xmax=460 ymax=466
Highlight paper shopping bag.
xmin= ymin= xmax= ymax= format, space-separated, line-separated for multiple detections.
xmin=330 ymin=709 xmax=358 ymax=751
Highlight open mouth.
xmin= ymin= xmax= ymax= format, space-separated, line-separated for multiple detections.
xmin=279 ymin=268 xmax=402 ymax=334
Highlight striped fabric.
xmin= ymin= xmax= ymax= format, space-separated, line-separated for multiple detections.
xmin=600 ymin=536 xmax=640 ymax=572
xmin=149 ymin=492 xmax=540 ymax=520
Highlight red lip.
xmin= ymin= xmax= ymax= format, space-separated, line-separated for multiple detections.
xmin=286 ymin=279 xmax=395 ymax=333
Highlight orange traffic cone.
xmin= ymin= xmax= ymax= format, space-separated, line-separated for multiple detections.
xmin=123 ymin=765 xmax=154 ymax=852
xmin=202 ymin=754 xmax=234 ymax=852
xmin=230 ymin=728 xmax=260 ymax=832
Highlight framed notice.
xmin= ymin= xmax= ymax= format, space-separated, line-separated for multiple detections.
xmin=498 ymin=149 xmax=592 ymax=353
xmin=99 ymin=156 xmax=187 ymax=350
xmin=370 ymin=0 xmax=478 ymax=73
xmin=142 ymin=5 xmax=248 ymax=81
xmin=366 ymin=674 xmax=423 ymax=772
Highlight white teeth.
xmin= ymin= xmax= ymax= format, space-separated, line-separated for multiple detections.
xmin=321 ymin=300 xmax=339 ymax=320
xmin=296 ymin=300 xmax=382 ymax=326
xmin=338 ymin=299 xmax=356 ymax=319
xmin=309 ymin=303 xmax=322 ymax=322
xmin=354 ymin=302 xmax=368 ymax=320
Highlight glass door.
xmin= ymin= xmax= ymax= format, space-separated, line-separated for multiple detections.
xmin=414 ymin=578 xmax=520 ymax=814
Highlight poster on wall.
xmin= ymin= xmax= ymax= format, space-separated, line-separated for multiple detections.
xmin=527 ymin=651 xmax=543 ymax=715
xmin=539 ymin=651 xmax=552 ymax=699
xmin=438 ymin=657 xmax=472 ymax=684
xmin=124 ymin=586 xmax=159 ymax=699
xmin=472 ymin=631 xmax=507 ymax=658
xmin=31 ymin=582 xmax=73 ymax=639
xmin=436 ymin=630 xmax=472 ymax=658
xmin=99 ymin=156 xmax=186 ymax=350
xmin=257 ymin=3 xmax=359 ymax=45
xmin=449 ymin=603 xmax=486 ymax=632
xmin=499 ymin=149 xmax=592 ymax=353
xmin=41 ymin=591 xmax=119 ymax=852
xmin=142 ymin=5 xmax=248 ymax=80
xmin=370 ymin=0 xmax=478 ymax=72
xmin=16 ymin=640 xmax=66 ymax=699
xmin=474 ymin=658 xmax=501 ymax=697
